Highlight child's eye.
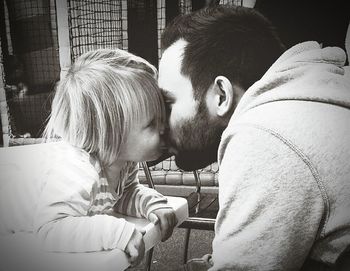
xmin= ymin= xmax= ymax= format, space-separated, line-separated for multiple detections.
xmin=164 ymin=97 xmax=174 ymax=105
xmin=164 ymin=97 xmax=172 ymax=103
xmin=147 ymin=118 xmax=156 ymax=128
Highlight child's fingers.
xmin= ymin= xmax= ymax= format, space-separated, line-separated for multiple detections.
xmin=127 ymin=243 xmax=145 ymax=267
xmin=125 ymin=229 xmax=145 ymax=267
xmin=160 ymin=214 xmax=176 ymax=241
xmin=149 ymin=209 xmax=177 ymax=241
xmin=126 ymin=245 xmax=138 ymax=265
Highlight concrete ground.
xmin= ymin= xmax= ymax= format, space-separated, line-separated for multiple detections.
xmin=130 ymin=228 xmax=214 ymax=271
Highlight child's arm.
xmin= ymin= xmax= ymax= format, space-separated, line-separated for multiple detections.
xmin=33 ymin=168 xmax=136 ymax=253
xmin=113 ymin=163 xmax=172 ymax=218
xmin=113 ymin=163 xmax=169 ymax=217
xmin=148 ymin=208 xmax=177 ymax=242
xmin=114 ymin=163 xmax=177 ymax=241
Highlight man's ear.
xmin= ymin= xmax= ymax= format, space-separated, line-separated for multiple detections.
xmin=206 ymin=76 xmax=235 ymax=117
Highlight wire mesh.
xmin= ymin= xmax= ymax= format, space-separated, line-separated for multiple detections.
xmin=138 ymin=156 xmax=219 ymax=187
xmin=67 ymin=0 xmax=128 ymax=61
xmin=156 ymin=0 xmax=192 ymax=61
xmin=1 ymin=0 xmax=58 ymax=140
xmin=179 ymin=0 xmax=192 ymax=14
xmin=219 ymin=0 xmax=243 ymax=5
xmin=157 ymin=0 xmax=166 ymax=60
xmin=5 ymin=0 xmax=60 ymax=93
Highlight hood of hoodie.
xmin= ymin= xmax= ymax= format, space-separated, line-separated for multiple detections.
xmin=219 ymin=41 xmax=350 ymax=163
xmin=232 ymin=41 xmax=350 ymax=121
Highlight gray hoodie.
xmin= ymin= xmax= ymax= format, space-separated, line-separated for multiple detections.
xmin=211 ymin=42 xmax=350 ymax=271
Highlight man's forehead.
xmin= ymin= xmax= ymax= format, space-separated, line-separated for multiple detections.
xmin=158 ymin=39 xmax=189 ymax=91
xmin=161 ymin=39 xmax=187 ymax=63
xmin=158 ymin=39 xmax=198 ymax=117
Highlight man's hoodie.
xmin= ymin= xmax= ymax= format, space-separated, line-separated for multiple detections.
xmin=211 ymin=42 xmax=350 ymax=271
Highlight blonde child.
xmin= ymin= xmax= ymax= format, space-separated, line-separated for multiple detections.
xmin=0 ymin=49 xmax=176 ymax=266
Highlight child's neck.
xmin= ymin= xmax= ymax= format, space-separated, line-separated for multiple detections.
xmin=104 ymin=160 xmax=126 ymax=190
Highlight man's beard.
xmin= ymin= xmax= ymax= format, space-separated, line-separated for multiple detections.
xmin=170 ymin=104 xmax=225 ymax=171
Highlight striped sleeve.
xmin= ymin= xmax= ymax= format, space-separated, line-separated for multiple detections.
xmin=33 ymin=163 xmax=135 ymax=253
xmin=113 ymin=163 xmax=170 ymax=219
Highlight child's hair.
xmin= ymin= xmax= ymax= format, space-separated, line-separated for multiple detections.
xmin=44 ymin=49 xmax=165 ymax=167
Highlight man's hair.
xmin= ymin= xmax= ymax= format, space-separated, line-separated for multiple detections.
xmin=44 ymin=49 xmax=165 ymax=166
xmin=161 ymin=5 xmax=285 ymax=100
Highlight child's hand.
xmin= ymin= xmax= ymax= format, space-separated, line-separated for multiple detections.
xmin=148 ymin=208 xmax=177 ymax=242
xmin=125 ymin=228 xmax=145 ymax=267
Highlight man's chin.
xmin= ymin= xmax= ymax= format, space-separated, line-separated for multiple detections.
xmin=174 ymin=152 xmax=216 ymax=171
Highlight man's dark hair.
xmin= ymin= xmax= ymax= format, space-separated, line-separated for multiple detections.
xmin=161 ymin=5 xmax=285 ymax=100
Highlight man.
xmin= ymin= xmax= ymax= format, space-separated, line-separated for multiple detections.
xmin=158 ymin=5 xmax=350 ymax=271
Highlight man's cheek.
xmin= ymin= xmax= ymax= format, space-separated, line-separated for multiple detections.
xmin=168 ymin=114 xmax=180 ymax=131
xmin=178 ymin=103 xmax=197 ymax=118
xmin=170 ymin=111 xmax=191 ymax=129
xmin=168 ymin=123 xmax=183 ymax=146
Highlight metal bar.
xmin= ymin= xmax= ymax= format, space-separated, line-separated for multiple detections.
xmin=142 ymin=162 xmax=155 ymax=189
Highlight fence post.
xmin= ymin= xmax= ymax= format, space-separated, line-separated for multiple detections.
xmin=56 ymin=0 xmax=71 ymax=79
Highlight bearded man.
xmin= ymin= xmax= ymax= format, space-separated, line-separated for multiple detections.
xmin=158 ymin=5 xmax=350 ymax=271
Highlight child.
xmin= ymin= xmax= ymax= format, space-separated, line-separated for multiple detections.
xmin=0 ymin=49 xmax=176 ymax=267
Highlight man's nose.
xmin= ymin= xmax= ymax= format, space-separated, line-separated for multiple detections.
xmin=160 ymin=123 xmax=171 ymax=138
xmin=159 ymin=117 xmax=170 ymax=134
